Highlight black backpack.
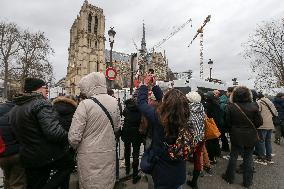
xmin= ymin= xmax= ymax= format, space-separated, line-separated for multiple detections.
xmin=0 ymin=103 xmax=19 ymax=157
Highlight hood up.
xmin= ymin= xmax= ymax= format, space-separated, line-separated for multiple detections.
xmin=78 ymin=72 xmax=107 ymax=98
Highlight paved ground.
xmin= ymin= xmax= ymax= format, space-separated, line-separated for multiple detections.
xmin=118 ymin=139 xmax=284 ymax=189
xmin=0 ymin=138 xmax=283 ymax=189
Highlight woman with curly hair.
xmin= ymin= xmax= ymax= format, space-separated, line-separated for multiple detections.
xmin=138 ymin=75 xmax=190 ymax=189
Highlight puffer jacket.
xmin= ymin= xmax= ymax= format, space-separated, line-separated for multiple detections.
xmin=257 ymin=97 xmax=278 ymax=130
xmin=273 ymin=97 xmax=284 ymax=120
xmin=9 ymin=93 xmax=68 ymax=168
xmin=189 ymin=102 xmax=205 ymax=144
xmin=53 ymin=97 xmax=77 ymax=132
xmin=68 ymin=72 xmax=120 ymax=189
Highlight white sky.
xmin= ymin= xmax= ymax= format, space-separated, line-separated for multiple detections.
xmin=1 ymin=0 xmax=283 ymax=88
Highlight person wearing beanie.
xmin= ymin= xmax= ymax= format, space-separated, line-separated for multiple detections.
xmin=186 ymin=91 xmax=206 ymax=189
xmin=9 ymin=77 xmax=74 ymax=189
xmin=23 ymin=78 xmax=48 ymax=99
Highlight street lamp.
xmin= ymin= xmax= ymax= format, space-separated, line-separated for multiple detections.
xmin=107 ymin=27 xmax=116 ymax=89
xmin=208 ymin=59 xmax=213 ymax=82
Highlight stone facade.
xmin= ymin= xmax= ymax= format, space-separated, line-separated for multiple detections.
xmin=65 ymin=2 xmax=170 ymax=95
xmin=105 ymin=50 xmax=131 ymax=88
xmin=149 ymin=51 xmax=168 ymax=81
xmin=66 ymin=0 xmax=105 ymax=95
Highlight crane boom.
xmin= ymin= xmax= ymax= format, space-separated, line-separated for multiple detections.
xmin=188 ymin=15 xmax=211 ymax=47
xmin=151 ymin=18 xmax=192 ymax=50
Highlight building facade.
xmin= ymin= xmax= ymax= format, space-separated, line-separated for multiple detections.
xmin=66 ymin=0 xmax=105 ymax=95
xmin=65 ymin=1 xmax=170 ymax=95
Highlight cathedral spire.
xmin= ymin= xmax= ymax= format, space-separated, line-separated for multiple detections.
xmin=141 ymin=22 xmax=147 ymax=53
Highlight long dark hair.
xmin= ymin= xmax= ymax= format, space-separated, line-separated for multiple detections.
xmin=157 ymin=89 xmax=190 ymax=138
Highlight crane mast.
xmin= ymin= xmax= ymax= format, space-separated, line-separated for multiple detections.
xmin=188 ymin=15 xmax=211 ymax=79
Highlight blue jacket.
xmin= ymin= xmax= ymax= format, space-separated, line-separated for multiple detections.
xmin=138 ymin=85 xmax=186 ymax=188
xmin=273 ymin=97 xmax=284 ymax=120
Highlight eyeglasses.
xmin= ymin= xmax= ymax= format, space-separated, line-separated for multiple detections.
xmin=41 ymin=86 xmax=48 ymax=89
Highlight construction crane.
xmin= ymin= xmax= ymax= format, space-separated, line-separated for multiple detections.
xmin=151 ymin=18 xmax=192 ymax=51
xmin=188 ymin=15 xmax=211 ymax=79
xmin=132 ymin=39 xmax=139 ymax=51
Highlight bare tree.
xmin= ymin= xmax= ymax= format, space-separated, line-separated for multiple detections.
xmin=0 ymin=21 xmax=20 ymax=98
xmin=17 ymin=30 xmax=54 ymax=90
xmin=243 ymin=19 xmax=284 ymax=91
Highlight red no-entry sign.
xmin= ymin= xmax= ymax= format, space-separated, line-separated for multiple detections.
xmin=105 ymin=67 xmax=117 ymax=81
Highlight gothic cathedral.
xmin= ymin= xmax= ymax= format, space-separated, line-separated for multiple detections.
xmin=66 ymin=1 xmax=105 ymax=95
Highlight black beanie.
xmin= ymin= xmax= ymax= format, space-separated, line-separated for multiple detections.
xmin=24 ymin=78 xmax=46 ymax=93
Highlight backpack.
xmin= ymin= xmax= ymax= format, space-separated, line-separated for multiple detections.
xmin=164 ymin=126 xmax=195 ymax=161
xmin=0 ymin=104 xmax=19 ymax=157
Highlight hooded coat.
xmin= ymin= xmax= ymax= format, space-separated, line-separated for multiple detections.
xmin=53 ymin=97 xmax=77 ymax=132
xmin=68 ymin=72 xmax=120 ymax=189
xmin=257 ymin=97 xmax=278 ymax=130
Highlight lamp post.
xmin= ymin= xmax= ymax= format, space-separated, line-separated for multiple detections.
xmin=107 ymin=27 xmax=116 ymax=89
xmin=208 ymin=59 xmax=213 ymax=82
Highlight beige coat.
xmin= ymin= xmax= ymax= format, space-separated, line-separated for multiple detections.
xmin=257 ymin=97 xmax=278 ymax=130
xmin=68 ymin=72 xmax=120 ymax=189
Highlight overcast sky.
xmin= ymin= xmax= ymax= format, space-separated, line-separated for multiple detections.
xmin=1 ymin=0 xmax=283 ymax=87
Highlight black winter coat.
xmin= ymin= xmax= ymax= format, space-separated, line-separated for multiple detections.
xmin=205 ymin=95 xmax=223 ymax=130
xmin=273 ymin=97 xmax=284 ymax=120
xmin=53 ymin=97 xmax=77 ymax=132
xmin=121 ymin=99 xmax=142 ymax=143
xmin=225 ymin=102 xmax=263 ymax=147
xmin=9 ymin=93 xmax=68 ymax=168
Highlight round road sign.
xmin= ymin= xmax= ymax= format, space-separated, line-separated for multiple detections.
xmin=105 ymin=67 xmax=117 ymax=81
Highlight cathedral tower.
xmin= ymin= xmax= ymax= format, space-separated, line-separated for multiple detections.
xmin=66 ymin=0 xmax=105 ymax=95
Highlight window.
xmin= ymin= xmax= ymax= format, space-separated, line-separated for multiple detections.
xmin=95 ymin=41 xmax=98 ymax=49
xmin=88 ymin=13 xmax=92 ymax=33
xmin=88 ymin=38 xmax=91 ymax=48
xmin=94 ymin=16 xmax=98 ymax=35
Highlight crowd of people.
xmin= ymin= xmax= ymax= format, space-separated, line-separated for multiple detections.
xmin=0 ymin=71 xmax=283 ymax=189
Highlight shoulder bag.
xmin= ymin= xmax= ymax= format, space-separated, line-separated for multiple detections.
xmin=89 ymin=97 xmax=120 ymax=180
xmin=140 ymin=122 xmax=159 ymax=174
xmin=232 ymin=103 xmax=259 ymax=147
xmin=204 ymin=114 xmax=221 ymax=140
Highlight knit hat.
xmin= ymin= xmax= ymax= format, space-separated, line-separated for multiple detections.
xmin=186 ymin=91 xmax=201 ymax=103
xmin=24 ymin=78 xmax=46 ymax=93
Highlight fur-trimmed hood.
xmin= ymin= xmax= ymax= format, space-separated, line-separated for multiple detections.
xmin=52 ymin=96 xmax=77 ymax=107
xmin=53 ymin=96 xmax=77 ymax=116
xmin=230 ymin=86 xmax=252 ymax=103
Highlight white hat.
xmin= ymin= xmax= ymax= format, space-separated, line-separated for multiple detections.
xmin=186 ymin=91 xmax=201 ymax=103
